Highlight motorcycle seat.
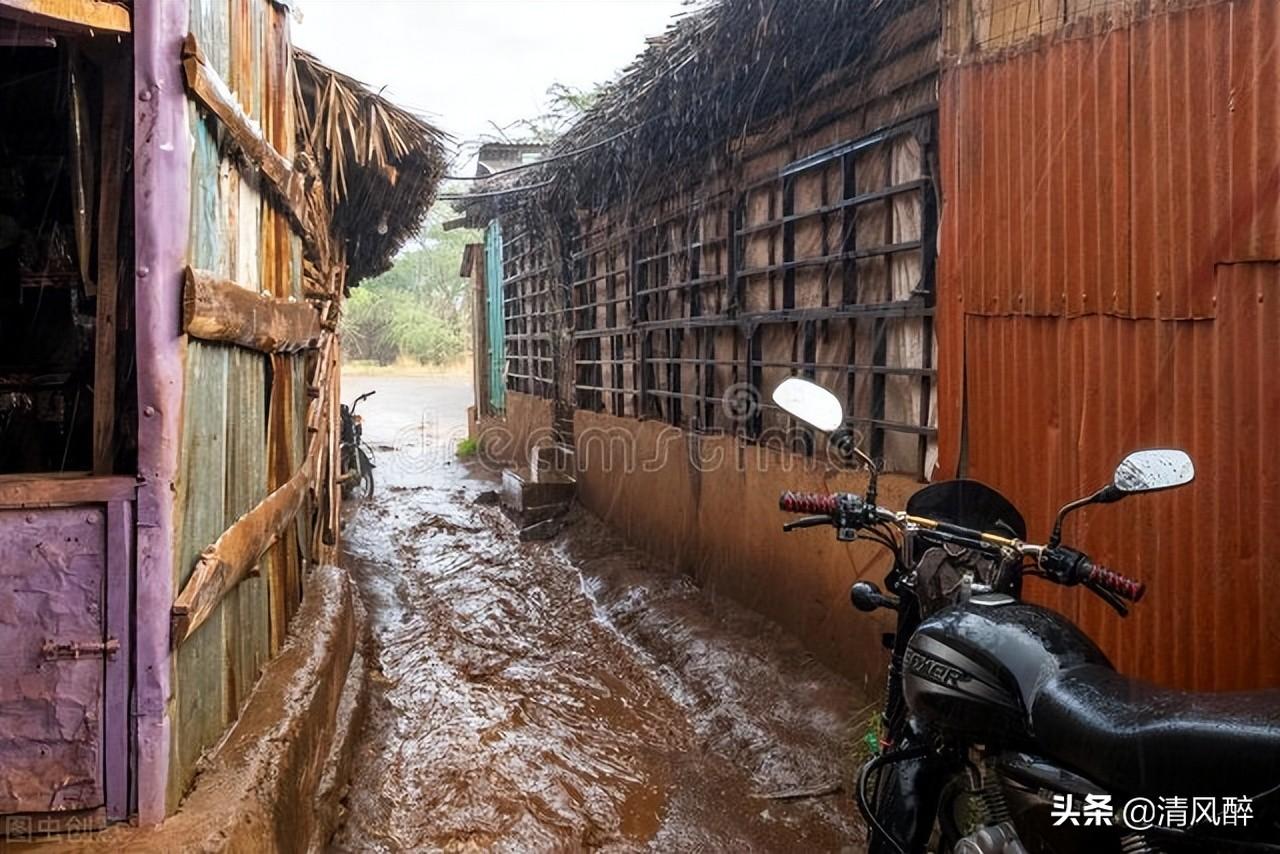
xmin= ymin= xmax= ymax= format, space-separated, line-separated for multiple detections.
xmin=1031 ymin=664 xmax=1280 ymax=799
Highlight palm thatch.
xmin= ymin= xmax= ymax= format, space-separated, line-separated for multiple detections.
xmin=460 ymin=0 xmax=931 ymax=223
xmin=294 ymin=50 xmax=449 ymax=283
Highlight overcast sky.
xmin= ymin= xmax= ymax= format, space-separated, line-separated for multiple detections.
xmin=294 ymin=0 xmax=688 ymax=173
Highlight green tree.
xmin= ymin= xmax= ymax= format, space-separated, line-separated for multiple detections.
xmin=341 ymin=201 xmax=480 ymax=366
xmin=510 ymin=82 xmax=601 ymax=143
xmin=473 ymin=81 xmax=604 ymax=147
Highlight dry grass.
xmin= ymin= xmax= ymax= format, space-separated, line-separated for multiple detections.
xmin=459 ymin=0 xmax=926 ymax=225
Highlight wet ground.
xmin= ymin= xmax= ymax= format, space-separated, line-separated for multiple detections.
xmin=330 ymin=373 xmax=868 ymax=852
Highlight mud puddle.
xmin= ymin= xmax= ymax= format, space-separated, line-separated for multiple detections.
xmin=330 ymin=374 xmax=867 ymax=852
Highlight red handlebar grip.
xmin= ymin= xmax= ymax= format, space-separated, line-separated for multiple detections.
xmin=779 ymin=491 xmax=838 ymax=514
xmin=1087 ymin=563 xmax=1146 ymax=603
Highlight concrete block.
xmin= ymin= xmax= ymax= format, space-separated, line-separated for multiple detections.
xmin=500 ymin=467 xmax=574 ymax=515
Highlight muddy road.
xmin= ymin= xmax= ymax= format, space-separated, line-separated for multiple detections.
xmin=331 ymin=373 xmax=868 ymax=852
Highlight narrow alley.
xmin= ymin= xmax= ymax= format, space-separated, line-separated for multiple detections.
xmin=5 ymin=1 xmax=1279 ymax=850
xmin=330 ymin=375 xmax=866 ymax=852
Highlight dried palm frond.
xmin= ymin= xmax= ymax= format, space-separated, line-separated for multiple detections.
xmin=294 ymin=49 xmax=450 ymax=283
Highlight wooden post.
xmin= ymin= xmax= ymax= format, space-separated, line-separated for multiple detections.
xmin=92 ymin=63 xmax=128 ymax=475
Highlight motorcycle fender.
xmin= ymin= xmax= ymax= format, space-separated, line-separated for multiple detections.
xmin=869 ymin=748 xmax=947 ymax=854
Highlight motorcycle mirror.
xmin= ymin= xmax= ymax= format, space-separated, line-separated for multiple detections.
xmin=1112 ymin=449 xmax=1195 ymax=494
xmin=1048 ymin=448 xmax=1195 ymax=548
xmin=772 ymin=377 xmax=844 ymax=433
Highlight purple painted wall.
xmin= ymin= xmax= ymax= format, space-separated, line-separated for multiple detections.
xmin=132 ymin=0 xmax=191 ymax=824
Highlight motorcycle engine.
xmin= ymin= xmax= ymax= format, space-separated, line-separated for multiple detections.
xmin=953 ymin=822 xmax=1028 ymax=854
xmin=911 ymin=539 xmax=1021 ymax=616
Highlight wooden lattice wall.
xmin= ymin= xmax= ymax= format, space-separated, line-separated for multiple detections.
xmin=500 ymin=107 xmax=940 ymax=477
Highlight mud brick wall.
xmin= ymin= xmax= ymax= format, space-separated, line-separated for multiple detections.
xmin=573 ymin=408 xmax=923 ymax=685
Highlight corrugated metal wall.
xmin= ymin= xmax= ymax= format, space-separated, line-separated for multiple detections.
xmin=172 ymin=0 xmax=307 ymax=801
xmin=939 ymin=0 xmax=1280 ymax=690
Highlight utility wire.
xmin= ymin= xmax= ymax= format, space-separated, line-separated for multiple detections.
xmin=442 ymin=119 xmax=651 ymax=182
xmin=438 ymin=180 xmax=554 ymax=201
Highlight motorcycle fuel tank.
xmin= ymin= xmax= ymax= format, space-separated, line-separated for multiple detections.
xmin=903 ymin=596 xmax=1112 ymax=743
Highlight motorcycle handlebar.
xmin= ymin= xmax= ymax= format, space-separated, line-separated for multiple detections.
xmin=778 ymin=491 xmax=839 ymax=515
xmin=777 ymin=489 xmax=1149 ymax=608
xmin=1084 ymin=561 xmax=1146 ymax=603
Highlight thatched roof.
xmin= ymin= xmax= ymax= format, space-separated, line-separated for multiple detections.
xmin=294 ymin=50 xmax=449 ymax=283
xmin=458 ymin=0 xmax=928 ymax=224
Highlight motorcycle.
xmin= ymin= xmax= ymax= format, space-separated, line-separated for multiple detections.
xmin=339 ymin=390 xmax=375 ymax=501
xmin=770 ymin=377 xmax=1280 ymax=854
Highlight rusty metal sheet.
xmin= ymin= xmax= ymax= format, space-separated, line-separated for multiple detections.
xmin=940 ymin=0 xmax=1280 ymax=322
xmin=938 ymin=0 xmax=1280 ymax=690
xmin=959 ymin=263 xmax=1280 ymax=692
xmin=165 ymin=0 xmax=292 ymax=807
xmin=1221 ymin=0 xmax=1280 ymax=263
xmin=942 ymin=32 xmax=1133 ymax=318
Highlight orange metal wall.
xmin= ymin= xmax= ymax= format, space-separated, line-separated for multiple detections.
xmin=938 ymin=0 xmax=1280 ymax=690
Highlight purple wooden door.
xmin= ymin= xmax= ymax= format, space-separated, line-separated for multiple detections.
xmin=0 ymin=507 xmax=109 ymax=821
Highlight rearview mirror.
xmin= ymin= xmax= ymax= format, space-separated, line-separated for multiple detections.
xmin=1112 ymin=449 xmax=1195 ymax=494
xmin=1048 ymin=448 xmax=1196 ymax=547
xmin=772 ymin=377 xmax=844 ymax=433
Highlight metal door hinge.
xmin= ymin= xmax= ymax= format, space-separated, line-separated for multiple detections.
xmin=42 ymin=637 xmax=120 ymax=661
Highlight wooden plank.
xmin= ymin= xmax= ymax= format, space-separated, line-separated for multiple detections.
xmin=180 ymin=33 xmax=309 ymax=235
xmin=170 ymin=437 xmax=318 ymax=649
xmin=0 ymin=474 xmax=136 ymax=507
xmin=327 ymin=341 xmax=340 ymax=555
xmin=93 ymin=62 xmax=127 ymax=475
xmin=266 ymin=273 xmax=302 ymax=650
xmin=183 ymin=266 xmax=321 ymax=353
xmin=0 ymin=0 xmax=129 ymax=33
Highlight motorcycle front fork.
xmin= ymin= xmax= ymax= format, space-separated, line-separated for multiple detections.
xmin=864 ymin=589 xmax=948 ymax=854
xmin=867 ymin=748 xmax=948 ymax=854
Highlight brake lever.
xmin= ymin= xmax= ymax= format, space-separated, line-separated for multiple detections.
xmin=1086 ymin=581 xmax=1130 ymax=618
xmin=783 ymin=515 xmax=832 ymax=532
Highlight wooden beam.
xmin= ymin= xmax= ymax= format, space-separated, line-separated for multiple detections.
xmin=266 ymin=351 xmax=297 ymax=651
xmin=92 ymin=63 xmax=127 ymax=475
xmin=171 ymin=432 xmax=321 ymax=648
xmin=181 ymin=33 xmax=309 ymax=234
xmin=183 ymin=267 xmax=321 ymax=353
xmin=0 ymin=474 xmax=137 ymax=508
xmin=0 ymin=0 xmax=130 ymax=33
